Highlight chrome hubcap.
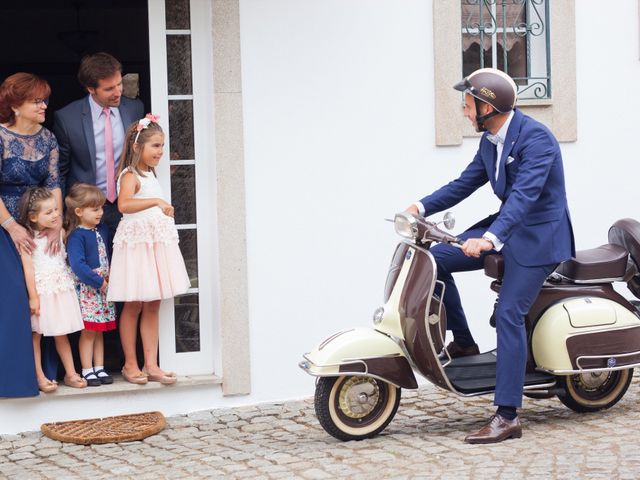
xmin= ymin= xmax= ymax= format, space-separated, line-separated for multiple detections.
xmin=576 ymin=372 xmax=609 ymax=390
xmin=338 ymin=377 xmax=380 ymax=419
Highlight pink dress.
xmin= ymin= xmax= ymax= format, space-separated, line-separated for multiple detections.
xmin=30 ymin=236 xmax=84 ymax=336
xmin=107 ymin=168 xmax=191 ymax=302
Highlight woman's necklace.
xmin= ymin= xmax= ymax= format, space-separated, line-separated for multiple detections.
xmin=2 ymin=119 xmax=40 ymax=136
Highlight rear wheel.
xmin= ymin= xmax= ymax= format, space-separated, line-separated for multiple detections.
xmin=314 ymin=375 xmax=400 ymax=441
xmin=556 ymin=369 xmax=633 ymax=412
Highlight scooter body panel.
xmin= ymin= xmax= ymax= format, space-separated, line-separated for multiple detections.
xmin=532 ymin=297 xmax=640 ymax=372
xmin=300 ymin=327 xmax=419 ymax=389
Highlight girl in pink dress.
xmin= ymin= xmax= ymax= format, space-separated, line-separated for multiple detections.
xmin=107 ymin=114 xmax=190 ymax=385
xmin=18 ymin=187 xmax=86 ymax=389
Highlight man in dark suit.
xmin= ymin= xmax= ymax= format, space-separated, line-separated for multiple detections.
xmin=407 ymin=68 xmax=574 ymax=443
xmin=53 ymin=52 xmax=144 ymax=245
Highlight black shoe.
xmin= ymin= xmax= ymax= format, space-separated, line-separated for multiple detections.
xmin=439 ymin=341 xmax=480 ymax=360
xmin=93 ymin=369 xmax=114 ymax=385
xmin=83 ymin=372 xmax=101 ymax=387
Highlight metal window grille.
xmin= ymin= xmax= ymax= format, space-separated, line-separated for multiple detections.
xmin=461 ymin=0 xmax=551 ymax=99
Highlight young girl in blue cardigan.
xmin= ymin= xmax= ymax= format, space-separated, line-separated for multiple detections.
xmin=65 ymin=184 xmax=117 ymax=387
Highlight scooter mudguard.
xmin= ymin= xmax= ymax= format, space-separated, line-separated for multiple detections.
xmin=532 ymin=297 xmax=640 ymax=373
xmin=299 ymin=327 xmax=418 ymax=389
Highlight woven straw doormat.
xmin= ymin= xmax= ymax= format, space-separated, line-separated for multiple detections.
xmin=41 ymin=411 xmax=166 ymax=444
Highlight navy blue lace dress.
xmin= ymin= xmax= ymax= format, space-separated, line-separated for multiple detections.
xmin=0 ymin=124 xmax=60 ymax=397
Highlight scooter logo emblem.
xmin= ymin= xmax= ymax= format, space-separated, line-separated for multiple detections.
xmin=607 ymin=357 xmax=617 ymax=368
xmin=405 ymin=250 xmax=412 ymax=261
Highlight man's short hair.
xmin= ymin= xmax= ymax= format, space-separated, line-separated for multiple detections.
xmin=77 ymin=52 xmax=122 ymax=89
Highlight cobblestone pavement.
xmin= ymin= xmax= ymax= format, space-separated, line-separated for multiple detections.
xmin=2 ymin=376 xmax=640 ymax=479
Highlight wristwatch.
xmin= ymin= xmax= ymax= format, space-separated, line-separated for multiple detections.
xmin=482 ymin=235 xmax=495 ymax=248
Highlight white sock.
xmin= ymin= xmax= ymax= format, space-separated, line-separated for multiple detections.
xmin=94 ymin=366 xmax=108 ymax=377
xmin=82 ymin=368 xmax=95 ymax=377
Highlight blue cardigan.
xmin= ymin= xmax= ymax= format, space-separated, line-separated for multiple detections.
xmin=66 ymin=224 xmax=111 ymax=289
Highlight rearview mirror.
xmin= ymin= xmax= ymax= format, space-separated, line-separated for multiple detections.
xmin=443 ymin=212 xmax=455 ymax=230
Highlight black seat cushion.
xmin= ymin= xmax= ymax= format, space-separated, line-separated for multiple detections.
xmin=484 ymin=254 xmax=504 ymax=280
xmin=484 ymin=245 xmax=628 ymax=282
xmin=555 ymin=244 xmax=628 ymax=281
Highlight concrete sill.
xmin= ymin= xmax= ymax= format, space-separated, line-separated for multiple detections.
xmin=33 ymin=374 xmax=222 ymax=398
xmin=517 ymin=99 xmax=553 ymax=107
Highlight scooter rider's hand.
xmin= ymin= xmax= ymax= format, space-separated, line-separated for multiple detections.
xmin=404 ymin=204 xmax=420 ymax=216
xmin=462 ymin=237 xmax=494 ymax=258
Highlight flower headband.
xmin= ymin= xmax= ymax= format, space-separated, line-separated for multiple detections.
xmin=134 ymin=113 xmax=160 ymax=143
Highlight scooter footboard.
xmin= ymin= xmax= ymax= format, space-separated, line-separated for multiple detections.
xmin=299 ymin=328 xmax=418 ymax=389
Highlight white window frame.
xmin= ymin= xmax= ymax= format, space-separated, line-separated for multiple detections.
xmin=148 ymin=0 xmax=221 ymax=376
xmin=461 ymin=1 xmax=549 ymax=100
xmin=433 ymin=1 xmax=577 ymax=145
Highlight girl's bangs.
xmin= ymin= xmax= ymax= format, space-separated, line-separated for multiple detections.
xmin=82 ymin=188 xmax=106 ymax=207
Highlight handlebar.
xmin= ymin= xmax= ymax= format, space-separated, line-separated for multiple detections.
xmin=425 ymin=223 xmax=464 ymax=246
xmin=394 ymin=212 xmax=463 ymax=246
xmin=449 ymin=238 xmax=465 ymax=248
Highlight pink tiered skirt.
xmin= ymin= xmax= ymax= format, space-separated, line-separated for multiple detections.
xmin=107 ymin=214 xmax=191 ymax=302
xmin=32 ymin=290 xmax=84 ymax=336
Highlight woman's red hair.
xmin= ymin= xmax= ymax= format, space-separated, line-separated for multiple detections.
xmin=0 ymin=73 xmax=51 ymax=125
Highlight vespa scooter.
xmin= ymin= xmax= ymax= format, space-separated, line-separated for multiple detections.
xmin=299 ymin=212 xmax=640 ymax=441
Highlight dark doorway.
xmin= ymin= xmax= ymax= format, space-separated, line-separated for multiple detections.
xmin=0 ymin=0 xmax=151 ymax=130
xmin=0 ymin=0 xmax=152 ymax=374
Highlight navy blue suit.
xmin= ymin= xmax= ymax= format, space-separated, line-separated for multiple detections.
xmin=53 ymin=96 xmax=143 ymax=194
xmin=53 ymin=96 xmax=144 ymax=246
xmin=420 ymin=109 xmax=575 ymax=407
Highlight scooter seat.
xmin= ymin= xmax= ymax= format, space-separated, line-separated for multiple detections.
xmin=484 ymin=245 xmax=628 ymax=282
xmin=484 ymin=254 xmax=504 ymax=280
xmin=555 ymin=244 xmax=628 ymax=282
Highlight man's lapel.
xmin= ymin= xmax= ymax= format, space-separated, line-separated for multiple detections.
xmin=81 ymin=96 xmax=97 ymax=176
xmin=485 ymin=138 xmax=498 ymax=192
xmin=495 ymin=109 xmax=522 ymax=197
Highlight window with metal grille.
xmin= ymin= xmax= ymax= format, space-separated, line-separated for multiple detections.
xmin=461 ymin=0 xmax=550 ymax=99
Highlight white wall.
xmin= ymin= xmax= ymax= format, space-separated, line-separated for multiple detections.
xmin=3 ymin=1 xmax=639 ymax=436
xmin=237 ymin=0 xmax=640 ymax=402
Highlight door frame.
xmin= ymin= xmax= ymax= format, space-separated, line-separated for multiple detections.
xmin=148 ymin=0 xmax=221 ymax=375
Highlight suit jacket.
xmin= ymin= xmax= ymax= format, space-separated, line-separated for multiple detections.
xmin=53 ymin=95 xmax=144 ymax=195
xmin=420 ymin=109 xmax=575 ymax=267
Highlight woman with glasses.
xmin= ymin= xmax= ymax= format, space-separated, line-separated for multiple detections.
xmin=0 ymin=72 xmax=62 ymax=396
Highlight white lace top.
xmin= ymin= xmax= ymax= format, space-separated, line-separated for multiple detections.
xmin=31 ymin=235 xmax=76 ymax=295
xmin=113 ymin=168 xmax=179 ymax=246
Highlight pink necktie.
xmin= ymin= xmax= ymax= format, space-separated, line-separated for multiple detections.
xmin=103 ymin=107 xmax=116 ymax=203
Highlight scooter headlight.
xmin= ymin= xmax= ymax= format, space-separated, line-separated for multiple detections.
xmin=373 ymin=306 xmax=385 ymax=325
xmin=394 ymin=212 xmax=418 ymax=240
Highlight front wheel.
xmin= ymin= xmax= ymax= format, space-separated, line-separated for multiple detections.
xmin=556 ymin=368 xmax=633 ymax=413
xmin=314 ymin=375 xmax=401 ymax=441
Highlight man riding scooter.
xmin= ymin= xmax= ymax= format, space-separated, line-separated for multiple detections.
xmin=405 ymin=68 xmax=575 ymax=444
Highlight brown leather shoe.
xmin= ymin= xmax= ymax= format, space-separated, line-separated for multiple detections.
xmin=464 ymin=414 xmax=522 ymax=444
xmin=439 ymin=341 xmax=480 ymax=359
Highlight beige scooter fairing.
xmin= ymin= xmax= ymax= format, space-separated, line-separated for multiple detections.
xmin=300 ymin=328 xmax=418 ymax=389
xmin=532 ymin=296 xmax=640 ymax=373
xmin=300 ymin=242 xmax=448 ymax=390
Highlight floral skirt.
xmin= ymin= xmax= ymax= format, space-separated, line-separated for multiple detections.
xmin=77 ymin=282 xmax=117 ymax=332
